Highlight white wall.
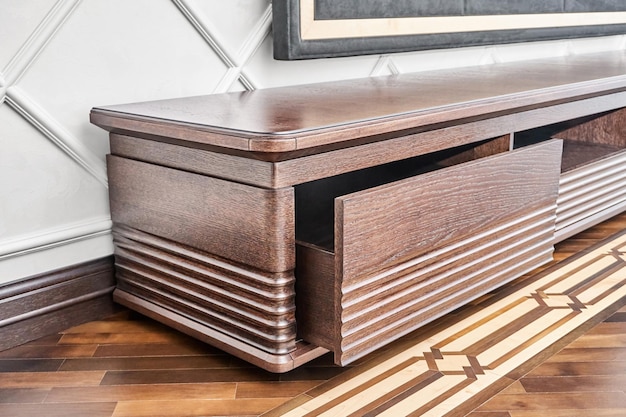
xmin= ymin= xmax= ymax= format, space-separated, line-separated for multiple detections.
xmin=1 ymin=0 xmax=625 ymax=285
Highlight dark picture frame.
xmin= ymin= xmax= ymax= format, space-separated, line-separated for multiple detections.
xmin=272 ymin=0 xmax=626 ymax=60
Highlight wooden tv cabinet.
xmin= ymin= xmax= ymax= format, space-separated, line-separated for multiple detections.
xmin=91 ymin=51 xmax=626 ymax=372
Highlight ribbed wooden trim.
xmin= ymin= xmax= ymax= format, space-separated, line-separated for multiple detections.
xmin=0 ymin=257 xmax=117 ymax=351
xmin=556 ymin=150 xmax=626 ymax=241
xmin=337 ymin=206 xmax=556 ymax=365
xmin=112 ymin=226 xmax=297 ymax=355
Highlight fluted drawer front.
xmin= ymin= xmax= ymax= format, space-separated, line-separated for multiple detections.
xmin=337 ymin=207 xmax=555 ymax=364
xmin=112 ymin=226 xmax=297 ymax=355
xmin=556 ymin=150 xmax=626 ymax=242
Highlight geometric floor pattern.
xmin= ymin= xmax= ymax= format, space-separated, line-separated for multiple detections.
xmin=264 ymin=231 xmax=626 ymax=416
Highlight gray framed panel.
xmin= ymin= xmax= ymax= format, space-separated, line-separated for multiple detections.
xmin=273 ymin=0 xmax=626 ymax=60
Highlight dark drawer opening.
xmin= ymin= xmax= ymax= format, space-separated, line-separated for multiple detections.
xmin=515 ymin=109 xmax=626 ymax=173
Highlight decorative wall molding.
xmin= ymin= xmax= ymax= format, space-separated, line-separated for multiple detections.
xmin=0 ymin=72 xmax=5 ymax=105
xmin=5 ymin=87 xmax=108 ymax=186
xmin=214 ymin=68 xmax=247 ymax=94
xmin=232 ymin=4 xmax=273 ymax=91
xmin=173 ymin=0 xmax=258 ymax=93
xmin=172 ymin=0 xmax=237 ymax=68
xmin=3 ymin=0 xmax=80 ymax=87
xmin=239 ymin=5 xmax=273 ymax=63
xmin=212 ymin=5 xmax=273 ymax=93
xmin=370 ymin=55 xmax=400 ymax=77
xmin=0 ymin=216 xmax=112 ymax=260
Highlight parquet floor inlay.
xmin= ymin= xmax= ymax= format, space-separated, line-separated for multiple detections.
xmin=1 ymin=214 xmax=626 ymax=416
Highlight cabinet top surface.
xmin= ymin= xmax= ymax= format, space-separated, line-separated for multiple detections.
xmin=91 ymin=51 xmax=626 ymax=154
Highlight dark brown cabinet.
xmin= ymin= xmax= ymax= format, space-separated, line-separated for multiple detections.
xmin=91 ymin=51 xmax=626 ymax=372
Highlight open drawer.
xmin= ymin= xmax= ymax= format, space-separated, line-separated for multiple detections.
xmin=295 ymin=139 xmax=563 ymax=366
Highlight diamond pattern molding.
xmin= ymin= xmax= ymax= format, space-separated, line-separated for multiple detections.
xmin=1 ymin=0 xmax=626 ymax=284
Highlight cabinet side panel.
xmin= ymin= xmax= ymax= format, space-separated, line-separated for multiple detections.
xmin=295 ymin=243 xmax=336 ymax=350
xmin=107 ymin=155 xmax=294 ymax=273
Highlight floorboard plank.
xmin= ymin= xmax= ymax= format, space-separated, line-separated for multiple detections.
xmin=59 ymin=355 xmax=231 ymax=371
xmin=93 ymin=341 xmax=221 ymax=357
xmin=44 ymin=383 xmax=236 ymax=403
xmin=606 ymin=311 xmax=626 ymax=321
xmin=545 ymin=347 xmax=626 ymax=362
xmin=0 ymin=371 xmax=104 ymax=389
xmin=520 ymin=375 xmax=626 ymax=392
xmin=566 ymin=333 xmax=626 ymax=348
xmin=59 ymin=332 xmax=189 ymax=345
xmin=0 ymin=345 xmax=97 ymax=359
xmin=235 ymin=381 xmax=322 ymax=399
xmin=527 ymin=360 xmax=626 ymax=376
xmin=111 ymin=398 xmax=289 ymax=417
xmin=0 ymin=402 xmax=116 ymax=417
xmin=0 ymin=388 xmax=49 ymax=404
xmin=584 ymin=322 xmax=626 ymax=334
xmin=0 ymin=359 xmax=64 ymax=372
xmin=476 ymin=392 xmax=626 ymax=411
xmin=100 ymin=368 xmax=280 ymax=385
xmin=62 ymin=319 xmax=172 ymax=334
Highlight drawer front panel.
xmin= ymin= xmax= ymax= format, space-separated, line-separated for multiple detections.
xmin=334 ymin=140 xmax=562 ymax=365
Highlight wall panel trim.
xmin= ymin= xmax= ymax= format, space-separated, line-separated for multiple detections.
xmin=0 ymin=256 xmax=117 ymax=351
xmin=0 ymin=217 xmax=112 ymax=260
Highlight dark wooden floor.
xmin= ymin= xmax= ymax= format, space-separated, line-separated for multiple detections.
xmin=1 ymin=214 xmax=626 ymax=416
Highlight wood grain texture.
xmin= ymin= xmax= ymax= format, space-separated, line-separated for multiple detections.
xmin=95 ymin=50 xmax=626 ymax=374
xmin=337 ymin=140 xmax=562 ymax=285
xmin=556 ymin=107 xmax=626 ymax=148
xmin=112 ymin=225 xmax=296 ymax=355
xmin=294 ymin=242 xmax=335 ymax=349
xmin=109 ymin=133 xmax=275 ymax=186
xmin=107 ymin=156 xmax=294 ymax=273
xmin=91 ymin=51 xmax=626 ymax=155
xmin=550 ymin=106 xmax=626 ymax=242
xmin=335 ymin=211 xmax=556 ymax=365
xmin=295 ymin=141 xmax=563 ymax=365
xmin=0 ymin=257 xmax=117 ymax=352
xmin=1 ymin=214 xmax=626 ymax=416
xmin=110 ymin=92 xmax=626 ymax=187
xmin=107 ymin=226 xmax=328 ymax=373
xmin=113 ymin=290 xmax=327 ymax=373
